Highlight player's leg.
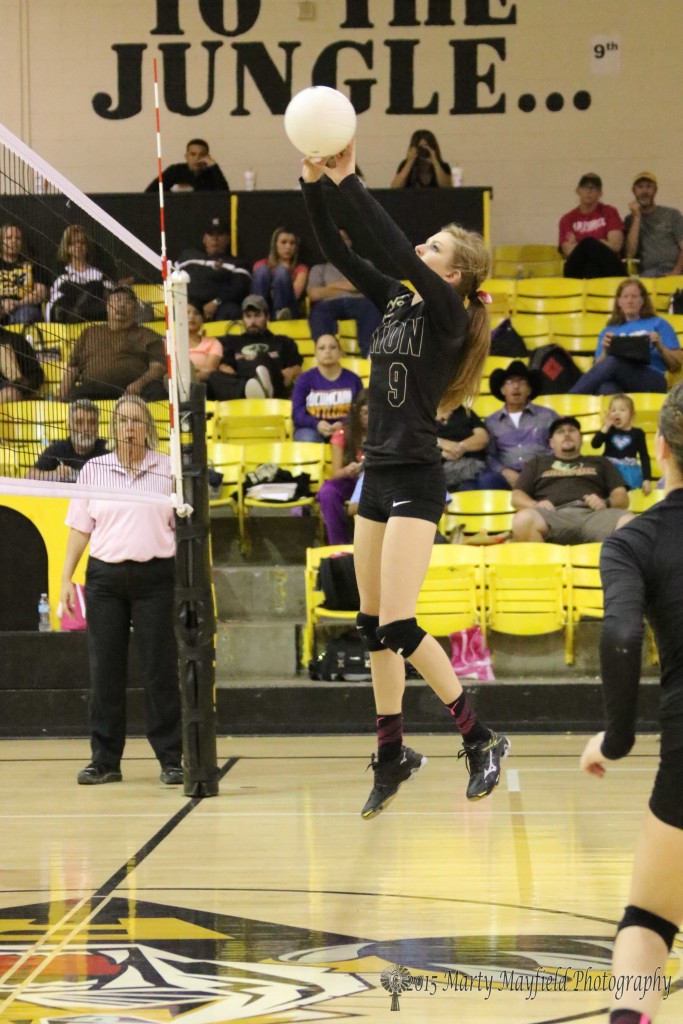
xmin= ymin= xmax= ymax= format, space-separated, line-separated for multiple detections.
xmin=610 ymin=808 xmax=683 ymax=1023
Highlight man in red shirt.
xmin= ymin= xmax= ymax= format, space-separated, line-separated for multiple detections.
xmin=559 ymin=172 xmax=625 ymax=278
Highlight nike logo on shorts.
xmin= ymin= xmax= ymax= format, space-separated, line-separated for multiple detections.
xmin=392 ymin=499 xmax=412 ymax=507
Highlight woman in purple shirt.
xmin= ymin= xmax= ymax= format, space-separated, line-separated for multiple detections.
xmin=291 ymin=334 xmax=363 ymax=442
xmin=61 ymin=396 xmax=182 ymax=788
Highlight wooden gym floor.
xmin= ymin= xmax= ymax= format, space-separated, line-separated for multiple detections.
xmin=0 ymin=733 xmax=680 ymax=1023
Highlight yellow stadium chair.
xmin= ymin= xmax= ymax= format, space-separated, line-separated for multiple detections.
xmin=533 ymin=394 xmax=602 ymax=423
xmin=472 ymin=394 xmax=503 ymax=419
xmin=483 ymin=543 xmax=571 ymax=662
xmin=206 ymin=440 xmax=245 ymax=544
xmin=340 ymin=357 xmax=370 ymax=386
xmin=508 ymin=313 xmax=552 ymax=350
xmin=203 ymin=320 xmax=239 ymax=338
xmin=302 ymin=544 xmax=356 ymax=666
xmin=133 ymin=282 xmax=165 ymax=319
xmin=629 ymin=488 xmax=665 ymax=514
xmin=443 ymin=490 xmax=514 ymax=539
xmin=566 ymin=542 xmax=602 ymax=662
xmin=147 ymin=400 xmax=171 ymax=442
xmin=645 ymin=434 xmax=663 ymax=480
xmin=141 ymin=321 xmax=166 ymax=336
xmin=583 ymin=277 xmax=633 ymax=314
xmin=0 ymin=447 xmax=17 ymax=477
xmin=514 ymin=278 xmax=585 ymax=316
xmin=549 ymin=312 xmax=605 ymax=354
xmin=301 ymin=355 xmax=317 ymax=372
xmin=415 ymin=545 xmax=485 ymax=641
xmin=0 ymin=400 xmax=69 ymax=446
xmin=661 ymin=313 xmax=683 ymax=339
xmin=337 ymin=319 xmax=360 ymax=355
xmin=242 ymin=441 xmax=327 ymax=548
xmin=492 ymin=245 xmax=564 ymax=279
xmin=653 ymin=276 xmax=683 ymax=314
xmin=481 ymin=277 xmax=517 ymax=301
xmin=213 ymin=398 xmax=291 ymax=444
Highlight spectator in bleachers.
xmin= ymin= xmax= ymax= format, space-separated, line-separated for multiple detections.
xmin=291 ymin=335 xmax=363 ymax=442
xmin=251 ymin=227 xmax=309 ymax=320
xmin=45 ymin=226 xmax=113 ymax=323
xmin=511 ymin=415 xmax=633 ymax=543
xmin=307 ymin=228 xmax=383 ymax=357
xmin=390 ymin=130 xmax=452 ymax=189
xmin=176 ymin=218 xmax=251 ymax=322
xmin=59 ymin=286 xmax=166 ymax=401
xmin=436 ymin=405 xmax=490 ymax=492
xmin=318 ymin=388 xmax=367 ymax=544
xmin=559 ymin=173 xmax=625 ymax=279
xmin=569 ymin=278 xmax=682 ymax=394
xmin=27 ymin=399 xmax=107 ymax=482
xmin=205 ymin=294 xmax=303 ymax=401
xmin=624 ymin=171 xmax=683 ymax=277
xmin=591 ymin=394 xmax=652 ymax=494
xmin=0 ymin=325 xmax=44 ymax=402
xmin=145 ymin=138 xmax=229 ymax=193
xmin=483 ymin=360 xmax=556 ymax=489
xmin=0 ymin=224 xmax=50 ymax=325
xmin=187 ymin=297 xmax=224 ymax=383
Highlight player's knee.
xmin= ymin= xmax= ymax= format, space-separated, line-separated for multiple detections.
xmin=377 ymin=617 xmax=426 ymax=658
xmin=617 ymin=904 xmax=678 ymax=951
xmin=356 ymin=612 xmax=384 ymax=652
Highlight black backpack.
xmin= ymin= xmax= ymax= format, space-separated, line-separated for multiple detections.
xmin=317 ymin=553 xmax=360 ymax=611
xmin=669 ymin=289 xmax=683 ymax=315
xmin=489 ymin=318 xmax=528 ymax=357
xmin=528 ymin=344 xmax=582 ymax=394
xmin=309 ymin=629 xmax=371 ymax=681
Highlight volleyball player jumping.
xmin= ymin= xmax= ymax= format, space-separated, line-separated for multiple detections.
xmin=581 ymin=382 xmax=683 ymax=1024
xmin=302 ymin=140 xmax=509 ymax=818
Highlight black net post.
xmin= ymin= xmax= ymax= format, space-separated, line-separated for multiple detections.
xmin=174 ymin=381 xmax=219 ymax=796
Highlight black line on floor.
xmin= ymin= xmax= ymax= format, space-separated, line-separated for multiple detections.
xmin=91 ymin=757 xmax=238 ymax=901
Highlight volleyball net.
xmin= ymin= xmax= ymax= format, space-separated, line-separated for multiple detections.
xmin=0 ymin=121 xmax=189 ymax=508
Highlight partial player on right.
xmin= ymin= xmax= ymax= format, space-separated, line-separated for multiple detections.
xmin=581 ymin=381 xmax=683 ymax=1024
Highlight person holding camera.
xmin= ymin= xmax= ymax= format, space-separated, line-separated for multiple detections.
xmin=570 ymin=278 xmax=682 ymax=395
xmin=390 ymin=130 xmax=452 ymax=189
xmin=146 ymin=138 xmax=229 ymax=192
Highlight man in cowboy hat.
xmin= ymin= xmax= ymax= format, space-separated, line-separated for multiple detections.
xmin=482 ymin=360 xmax=556 ymax=489
xmin=624 ymin=172 xmax=683 ymax=277
xmin=511 ymin=416 xmax=633 ymax=543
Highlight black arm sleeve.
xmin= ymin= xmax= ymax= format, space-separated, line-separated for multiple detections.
xmin=635 ymin=428 xmax=652 ymax=480
xmin=336 ymin=175 xmax=467 ymax=318
xmin=591 ymin=429 xmax=607 ymax=450
xmin=301 ymin=180 xmax=395 ymax=313
xmin=201 ymin=165 xmax=229 ymax=191
xmin=599 ymin=532 xmax=647 ymax=759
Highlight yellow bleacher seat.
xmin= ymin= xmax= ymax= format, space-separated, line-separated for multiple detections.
xmin=337 ymin=319 xmax=360 ymax=355
xmin=340 ymin=357 xmax=370 ymax=386
xmin=492 ymin=245 xmax=564 ymax=279
xmin=133 ymin=282 xmax=165 ymax=319
xmin=514 ymin=278 xmax=585 ymax=316
xmin=302 ymin=544 xmax=356 ymax=665
xmin=548 ymin=312 xmax=605 ymax=355
xmin=629 ymin=488 xmax=665 ymax=514
xmin=483 ymin=543 xmax=571 ymax=662
xmin=653 ymin=276 xmax=683 ymax=314
xmin=206 ymin=440 xmax=244 ymax=542
xmin=213 ymin=398 xmax=291 ymax=444
xmin=508 ymin=314 xmax=552 ymax=350
xmin=242 ymin=441 xmax=326 ymax=549
xmin=203 ymin=320 xmax=240 ymax=338
xmin=533 ymin=394 xmax=602 ymax=423
xmin=645 ymin=435 xmax=663 ymax=479
xmin=443 ymin=490 xmax=514 ymax=538
xmin=661 ymin=313 xmax=683 ymax=338
xmin=472 ymin=394 xmax=503 ymax=419
xmin=583 ymin=277 xmax=638 ymax=314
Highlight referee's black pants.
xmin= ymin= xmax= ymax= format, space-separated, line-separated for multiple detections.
xmin=84 ymin=556 xmax=182 ymax=770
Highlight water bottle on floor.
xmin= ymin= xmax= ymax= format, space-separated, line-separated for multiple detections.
xmin=38 ymin=593 xmax=51 ymax=632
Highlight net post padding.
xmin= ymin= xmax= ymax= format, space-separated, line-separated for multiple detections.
xmin=174 ymin=381 xmax=218 ymax=797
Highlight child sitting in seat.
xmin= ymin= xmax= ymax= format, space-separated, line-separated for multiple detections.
xmin=591 ymin=393 xmax=652 ymax=493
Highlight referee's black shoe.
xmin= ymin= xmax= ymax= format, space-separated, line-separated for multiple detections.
xmin=458 ymin=731 xmax=510 ymax=800
xmin=361 ymin=746 xmax=427 ymax=819
xmin=77 ymin=763 xmax=122 ymax=785
xmin=160 ymin=765 xmax=184 ymax=786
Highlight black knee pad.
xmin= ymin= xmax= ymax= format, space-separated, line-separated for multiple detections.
xmin=617 ymin=904 xmax=678 ymax=951
xmin=356 ymin=612 xmax=384 ymax=652
xmin=377 ymin=617 xmax=426 ymax=658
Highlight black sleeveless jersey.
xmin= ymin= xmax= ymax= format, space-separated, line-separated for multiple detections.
xmin=599 ymin=487 xmax=683 ymax=759
xmin=302 ymin=176 xmax=468 ymax=467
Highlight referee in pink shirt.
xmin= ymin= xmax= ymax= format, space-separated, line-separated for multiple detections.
xmin=61 ymin=396 xmax=182 ymax=786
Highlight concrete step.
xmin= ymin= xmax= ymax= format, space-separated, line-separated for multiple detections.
xmin=216 ymin=620 xmax=301 ymax=678
xmin=213 ymin=564 xmax=305 ymax=620
xmin=211 ymin=514 xmax=319 ymax=566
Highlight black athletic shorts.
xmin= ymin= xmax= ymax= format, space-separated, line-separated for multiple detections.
xmin=649 ymin=729 xmax=683 ymax=830
xmin=358 ymin=462 xmax=447 ymax=526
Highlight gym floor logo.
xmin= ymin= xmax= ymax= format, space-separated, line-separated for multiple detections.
xmin=0 ymin=898 xmax=678 ymax=1022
